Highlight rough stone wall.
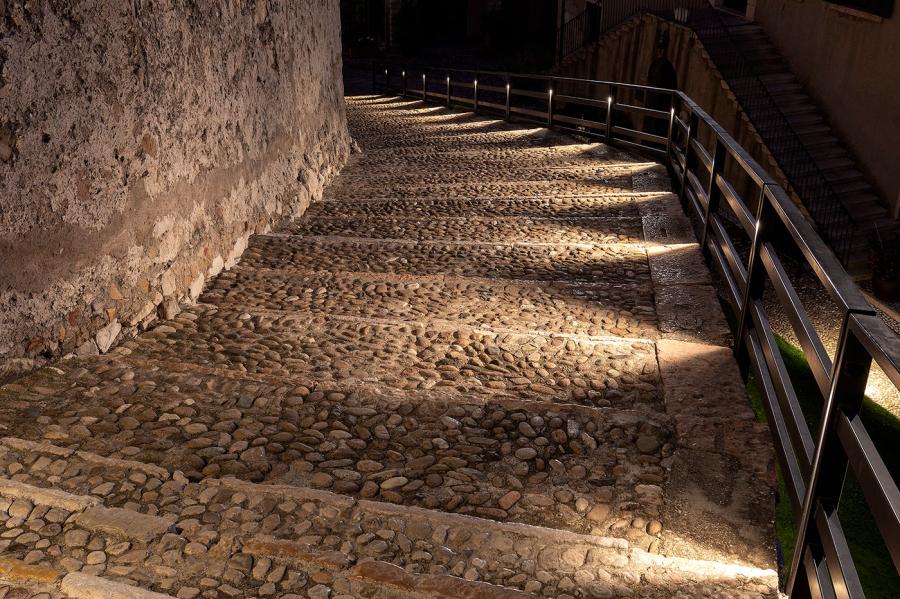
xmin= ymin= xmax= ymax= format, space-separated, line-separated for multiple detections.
xmin=0 ymin=0 xmax=350 ymax=376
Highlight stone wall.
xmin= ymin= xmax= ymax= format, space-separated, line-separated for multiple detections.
xmin=0 ymin=0 xmax=350 ymax=377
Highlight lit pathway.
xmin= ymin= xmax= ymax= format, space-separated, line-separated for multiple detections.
xmin=0 ymin=96 xmax=778 ymax=598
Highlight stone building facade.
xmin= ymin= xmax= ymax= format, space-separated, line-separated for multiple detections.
xmin=0 ymin=0 xmax=350 ymax=378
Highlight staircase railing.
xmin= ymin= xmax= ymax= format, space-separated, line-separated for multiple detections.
xmin=371 ymin=63 xmax=900 ymax=599
xmin=558 ymin=2 xmax=603 ymax=62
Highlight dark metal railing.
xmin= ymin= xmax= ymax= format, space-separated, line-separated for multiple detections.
xmin=558 ymin=2 xmax=603 ymax=62
xmin=371 ymin=64 xmax=900 ymax=599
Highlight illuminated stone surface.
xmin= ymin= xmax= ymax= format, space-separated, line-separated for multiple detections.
xmin=0 ymin=97 xmax=776 ymax=597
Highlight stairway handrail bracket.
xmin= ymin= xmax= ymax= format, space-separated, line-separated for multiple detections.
xmin=372 ymin=63 xmax=900 ymax=599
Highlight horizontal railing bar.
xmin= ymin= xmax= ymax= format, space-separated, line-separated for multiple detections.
xmin=672 ymin=145 xmax=686 ymax=172
xmin=763 ymin=185 xmax=873 ymax=315
xmin=611 ymin=125 xmax=667 ymax=145
xmin=848 ymin=313 xmax=900 ymax=390
xmin=690 ymin=138 xmax=713 ymax=173
xmin=615 ymin=102 xmax=670 ymax=120
xmin=836 ymin=411 xmax=900 ymax=568
xmin=759 ymin=242 xmax=833 ymax=394
xmin=716 ymin=174 xmax=756 ymax=236
xmin=707 ymin=235 xmax=744 ymax=313
xmin=750 ymin=299 xmax=816 ymax=470
xmin=709 ymin=214 xmax=748 ymax=292
xmin=554 ymin=94 xmax=610 ymax=109
xmin=608 ymin=137 xmax=666 ymax=156
xmin=686 ymin=170 xmax=709 ymax=211
xmin=509 ymin=106 xmax=548 ymax=119
xmin=746 ymin=328 xmax=807 ymax=510
xmin=510 ymin=88 xmax=550 ymax=100
xmin=553 ymin=114 xmax=605 ymax=129
xmin=802 ymin=546 xmax=835 ymax=599
xmin=685 ymin=183 xmax=705 ymax=223
xmin=815 ymin=504 xmax=866 ymax=599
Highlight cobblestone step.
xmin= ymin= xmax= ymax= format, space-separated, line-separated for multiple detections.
xmin=289 ymin=216 xmax=644 ymax=245
xmin=350 ymin=142 xmax=624 ymax=169
xmin=0 ymin=356 xmax=671 ymax=541
xmin=201 ymin=268 xmax=657 ymax=338
xmin=112 ymin=306 xmax=663 ymax=410
xmin=327 ymin=164 xmax=636 ymax=191
xmin=352 ymin=128 xmax=581 ymax=152
xmin=241 ymin=236 xmax=650 ymax=283
xmin=324 ymin=179 xmax=636 ymax=200
xmin=0 ymin=438 xmax=777 ymax=598
xmin=310 ymin=195 xmax=643 ymax=219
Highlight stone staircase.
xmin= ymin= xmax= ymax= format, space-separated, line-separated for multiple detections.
xmin=704 ymin=12 xmax=898 ymax=274
xmin=0 ymin=96 xmax=778 ymax=598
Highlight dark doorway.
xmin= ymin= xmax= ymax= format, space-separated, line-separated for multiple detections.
xmin=647 ymin=57 xmax=678 ymax=93
xmin=722 ymin=0 xmax=749 ymax=15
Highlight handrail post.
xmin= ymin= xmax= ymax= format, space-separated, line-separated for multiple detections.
xmin=605 ymin=85 xmax=616 ymax=143
xmin=473 ymin=73 xmax=479 ymax=112
xmin=786 ymin=320 xmax=871 ymax=597
xmin=446 ymin=74 xmax=452 ymax=107
xmin=505 ymin=77 xmax=511 ymax=120
xmin=665 ymin=94 xmax=675 ymax=166
xmin=701 ymin=138 xmax=727 ymax=250
xmin=402 ymin=69 xmax=407 ymax=97
xmin=384 ymin=68 xmax=389 ymax=93
xmin=422 ymin=72 xmax=427 ymax=101
xmin=548 ymin=81 xmax=554 ymax=127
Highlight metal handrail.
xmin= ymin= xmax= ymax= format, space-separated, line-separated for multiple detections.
xmin=372 ymin=63 xmax=900 ymax=598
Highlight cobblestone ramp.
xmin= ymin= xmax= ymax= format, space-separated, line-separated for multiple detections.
xmin=0 ymin=95 xmax=778 ymax=598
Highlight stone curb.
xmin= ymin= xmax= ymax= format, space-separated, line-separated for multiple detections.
xmin=0 ymin=556 xmax=62 ymax=584
xmin=241 ymin=536 xmax=354 ymax=570
xmin=73 ymin=507 xmax=176 ymax=543
xmin=350 ymin=560 xmax=535 ymax=599
xmin=0 ymin=477 xmax=99 ymax=512
xmin=75 ymin=451 xmax=171 ymax=481
xmin=60 ymin=572 xmax=177 ymax=599
xmin=2 ymin=436 xmax=74 ymax=457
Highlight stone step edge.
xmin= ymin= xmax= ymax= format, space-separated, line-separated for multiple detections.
xmin=0 ymin=475 xmax=176 ymax=545
xmin=211 ymin=477 xmax=777 ymax=583
xmin=327 ymin=164 xmax=649 ymax=181
xmin=7 ymin=347 xmax=673 ymax=437
xmin=301 ymin=215 xmax=643 ymax=224
xmin=0 ymin=437 xmax=776 ymax=585
xmin=180 ymin=301 xmax=656 ymax=346
xmin=349 ymin=560 xmax=534 ymax=599
xmin=102 ymin=355 xmax=675 ymax=426
xmin=257 ymin=232 xmax=647 ymax=251
xmin=209 ymin=264 xmax=652 ymax=292
xmin=349 ymin=141 xmax=599 ymax=159
xmin=316 ymin=190 xmax=670 ymax=203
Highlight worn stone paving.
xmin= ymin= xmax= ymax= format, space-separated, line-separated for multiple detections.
xmin=0 ymin=96 xmax=777 ymax=598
